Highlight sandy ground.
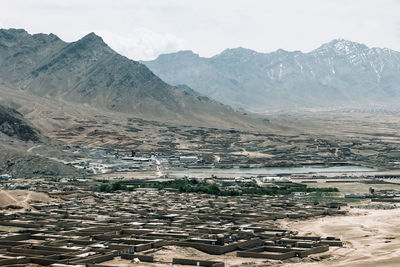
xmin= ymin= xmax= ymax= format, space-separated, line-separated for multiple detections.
xmin=280 ymin=208 xmax=400 ymax=267
xmin=0 ymin=190 xmax=50 ymax=210
xmin=300 ymin=180 xmax=400 ymax=194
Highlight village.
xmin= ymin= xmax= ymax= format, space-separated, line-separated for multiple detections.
xmin=0 ymin=175 xmax=345 ymax=267
xmin=0 ymin=171 xmax=400 ymax=266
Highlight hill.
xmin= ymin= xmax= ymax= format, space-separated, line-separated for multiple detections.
xmin=0 ymin=104 xmax=39 ymax=142
xmin=0 ymin=102 xmax=83 ymax=178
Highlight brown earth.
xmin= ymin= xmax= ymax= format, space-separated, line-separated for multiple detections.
xmin=0 ymin=190 xmax=51 ymax=210
xmin=280 ymin=208 xmax=400 ymax=267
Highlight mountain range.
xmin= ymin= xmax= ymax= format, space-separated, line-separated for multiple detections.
xmin=0 ymin=28 xmax=263 ymax=129
xmin=0 ymin=28 xmax=271 ymax=177
xmin=144 ymin=40 xmax=400 ymax=112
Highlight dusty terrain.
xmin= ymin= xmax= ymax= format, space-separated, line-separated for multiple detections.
xmin=42 ymin=107 xmax=400 ymax=171
xmin=300 ymin=179 xmax=400 ymax=194
xmin=0 ymin=190 xmax=51 ymax=210
xmin=3 ymin=83 xmax=400 ymax=178
xmin=280 ymin=207 xmax=400 ymax=267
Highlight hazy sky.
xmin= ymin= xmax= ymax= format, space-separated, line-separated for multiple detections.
xmin=1 ymin=0 xmax=399 ymax=60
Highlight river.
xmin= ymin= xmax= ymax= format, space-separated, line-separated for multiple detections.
xmin=166 ymin=165 xmax=376 ymax=177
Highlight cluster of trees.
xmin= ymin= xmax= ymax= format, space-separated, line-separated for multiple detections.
xmin=240 ymin=186 xmax=338 ymax=196
xmin=98 ymin=179 xmax=338 ymax=196
xmin=99 ymin=181 xmax=131 ymax=192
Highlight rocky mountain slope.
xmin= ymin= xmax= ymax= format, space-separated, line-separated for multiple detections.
xmin=144 ymin=40 xmax=400 ymax=111
xmin=0 ymin=29 xmax=265 ymax=129
xmin=0 ymin=103 xmax=82 ymax=178
xmin=0 ymin=104 xmax=39 ymax=142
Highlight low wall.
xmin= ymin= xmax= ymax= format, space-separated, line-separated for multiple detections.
xmin=1 ymin=233 xmax=31 ymax=241
xmin=295 ymin=245 xmax=329 ymax=258
xmin=238 ymin=244 xmax=329 ymax=260
xmin=0 ymin=240 xmax=28 ymax=247
xmin=135 ymin=243 xmax=152 ymax=252
xmin=111 ymin=238 xmax=153 ymax=245
xmin=320 ymin=240 xmax=343 ymax=247
xmin=0 ymin=221 xmax=41 ymax=228
xmin=173 ymin=238 xmax=262 ymax=255
xmin=31 ymin=245 xmax=79 ymax=253
xmin=121 ymin=253 xmax=154 ymax=262
xmin=237 ymin=250 xmax=296 ymax=260
xmin=237 ymin=246 xmax=296 ymax=260
xmin=0 ymin=257 xmax=30 ymax=265
xmin=71 ymin=253 xmax=115 ymax=264
xmin=172 ymin=258 xmax=224 ymax=267
xmin=10 ymin=247 xmax=57 ymax=256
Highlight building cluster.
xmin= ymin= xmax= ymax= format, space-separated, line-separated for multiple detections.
xmin=57 ymin=146 xmax=202 ymax=175
xmin=0 ymin=182 xmax=344 ymax=266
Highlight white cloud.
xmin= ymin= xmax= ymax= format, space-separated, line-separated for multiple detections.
xmin=98 ymin=28 xmax=189 ymax=61
xmin=0 ymin=0 xmax=399 ymax=59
